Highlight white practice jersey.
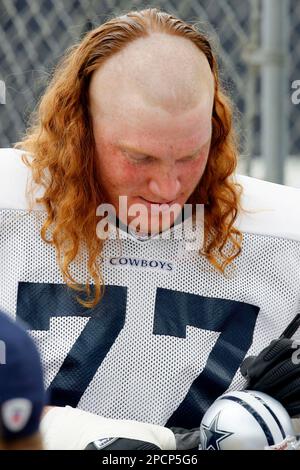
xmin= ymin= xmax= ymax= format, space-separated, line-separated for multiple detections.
xmin=1 ymin=148 xmax=300 ymax=429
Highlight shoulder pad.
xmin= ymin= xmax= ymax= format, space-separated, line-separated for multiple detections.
xmin=235 ymin=174 xmax=300 ymax=242
xmin=0 ymin=148 xmax=43 ymax=210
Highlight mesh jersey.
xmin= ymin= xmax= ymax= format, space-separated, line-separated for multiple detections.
xmin=1 ymin=148 xmax=300 ymax=429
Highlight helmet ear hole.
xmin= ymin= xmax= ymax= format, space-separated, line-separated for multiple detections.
xmin=199 ymin=390 xmax=295 ymax=450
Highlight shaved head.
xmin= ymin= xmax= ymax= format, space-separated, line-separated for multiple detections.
xmin=89 ymin=32 xmax=214 ymax=117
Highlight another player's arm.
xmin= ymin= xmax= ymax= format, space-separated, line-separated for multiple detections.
xmin=40 ymin=405 xmax=176 ymax=450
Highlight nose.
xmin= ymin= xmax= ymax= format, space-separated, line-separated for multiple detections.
xmin=148 ymin=168 xmax=181 ymax=202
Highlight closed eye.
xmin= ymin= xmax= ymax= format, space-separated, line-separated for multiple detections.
xmin=123 ymin=151 xmax=155 ymax=164
xmin=177 ymin=154 xmax=200 ymax=163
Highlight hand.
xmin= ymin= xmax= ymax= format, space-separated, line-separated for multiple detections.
xmin=240 ymin=336 xmax=300 ymax=417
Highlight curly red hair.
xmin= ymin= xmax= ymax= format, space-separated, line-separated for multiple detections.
xmin=16 ymin=7 xmax=242 ymax=307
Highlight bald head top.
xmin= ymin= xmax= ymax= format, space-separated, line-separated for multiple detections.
xmin=89 ymin=32 xmax=214 ymax=118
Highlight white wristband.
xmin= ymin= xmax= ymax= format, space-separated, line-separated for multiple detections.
xmin=40 ymin=406 xmax=176 ymax=450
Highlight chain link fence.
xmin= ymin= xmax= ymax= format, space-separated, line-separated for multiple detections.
xmin=0 ymin=0 xmax=299 ymax=171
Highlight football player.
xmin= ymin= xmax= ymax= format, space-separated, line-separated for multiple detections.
xmin=0 ymin=8 xmax=300 ymax=449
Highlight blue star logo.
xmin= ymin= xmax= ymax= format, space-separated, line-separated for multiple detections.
xmin=202 ymin=412 xmax=233 ymax=450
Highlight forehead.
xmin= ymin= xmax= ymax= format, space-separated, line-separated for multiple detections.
xmin=100 ymin=99 xmax=213 ymax=159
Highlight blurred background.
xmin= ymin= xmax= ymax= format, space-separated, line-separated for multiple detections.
xmin=0 ymin=0 xmax=299 ymax=186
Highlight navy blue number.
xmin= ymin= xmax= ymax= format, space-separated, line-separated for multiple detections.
xmin=17 ymin=282 xmax=127 ymax=407
xmin=154 ymin=288 xmax=259 ymax=428
xmin=17 ymin=282 xmax=258 ymax=426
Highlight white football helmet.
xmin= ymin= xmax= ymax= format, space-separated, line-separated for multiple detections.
xmin=200 ymin=390 xmax=296 ymax=450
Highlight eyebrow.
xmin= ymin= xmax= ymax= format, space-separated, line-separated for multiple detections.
xmin=118 ymin=138 xmax=211 ymax=160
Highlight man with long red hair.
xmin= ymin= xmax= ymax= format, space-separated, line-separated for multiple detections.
xmin=0 ymin=8 xmax=300 ymax=449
